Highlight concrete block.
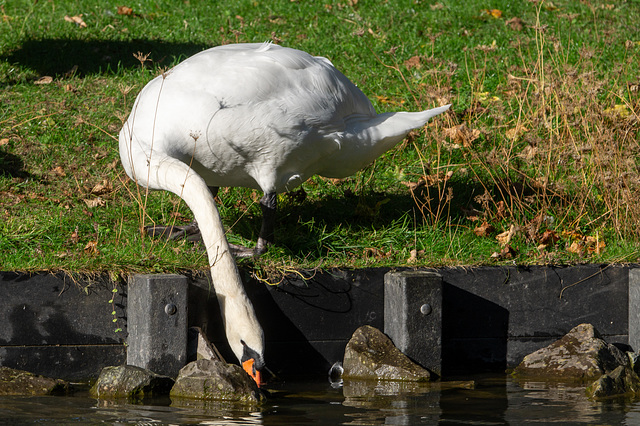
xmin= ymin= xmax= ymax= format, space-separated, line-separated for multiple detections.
xmin=384 ymin=271 xmax=443 ymax=376
xmin=630 ymin=268 xmax=640 ymax=352
xmin=127 ymin=274 xmax=188 ymax=377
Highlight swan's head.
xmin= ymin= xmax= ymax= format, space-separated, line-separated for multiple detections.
xmin=223 ymin=295 xmax=265 ymax=386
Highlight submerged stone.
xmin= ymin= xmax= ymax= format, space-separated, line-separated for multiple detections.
xmin=170 ymin=359 xmax=264 ymax=405
xmin=90 ymin=365 xmax=174 ymax=400
xmin=342 ymin=325 xmax=431 ymax=382
xmin=0 ymin=366 xmax=70 ymax=396
xmin=513 ymin=323 xmax=628 ymax=382
xmin=587 ymin=365 xmax=640 ymax=399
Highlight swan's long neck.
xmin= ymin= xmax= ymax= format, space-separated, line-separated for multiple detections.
xmin=147 ymin=155 xmax=264 ymax=365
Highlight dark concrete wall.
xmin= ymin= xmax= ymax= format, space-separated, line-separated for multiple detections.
xmin=0 ymin=272 xmax=127 ymax=380
xmin=0 ymin=265 xmax=635 ymax=380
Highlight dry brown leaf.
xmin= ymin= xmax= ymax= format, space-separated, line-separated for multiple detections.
xmin=474 ymin=221 xmax=496 ymax=237
xmin=505 ymin=17 xmax=524 ymax=30
xmin=443 ymin=123 xmax=480 ymax=148
xmin=482 ymin=9 xmax=502 ymax=18
xmin=407 ymin=249 xmax=424 ymax=264
xmin=34 ymin=76 xmax=53 ymax=85
xmin=496 ymin=224 xmax=517 ymax=246
xmin=64 ymin=14 xmax=87 ymax=28
xmin=539 ymin=229 xmax=560 ymax=246
xmin=404 ymin=55 xmax=422 ymax=70
xmin=91 ymin=180 xmax=113 ymax=195
xmin=84 ymin=240 xmax=99 ymax=254
xmin=0 ymin=138 xmax=9 ymax=146
xmin=83 ymin=197 xmax=106 ymax=208
xmin=585 ymin=236 xmax=606 ymax=255
xmin=495 ymin=201 xmax=507 ymax=219
xmin=51 ymin=166 xmax=66 ymax=177
xmin=505 ymin=124 xmax=528 ymax=140
xmin=117 ymin=5 xmax=133 ymax=15
xmin=401 ymin=177 xmax=426 ymax=192
xmin=70 ymin=228 xmax=79 ymax=244
xmin=490 ymin=244 xmax=517 ymax=259
xmin=567 ymin=241 xmax=584 ymax=256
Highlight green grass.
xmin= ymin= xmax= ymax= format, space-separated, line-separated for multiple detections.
xmin=1 ymin=0 xmax=639 ymax=277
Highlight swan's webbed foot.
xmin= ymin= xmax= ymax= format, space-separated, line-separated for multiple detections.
xmin=145 ymin=222 xmax=203 ymax=242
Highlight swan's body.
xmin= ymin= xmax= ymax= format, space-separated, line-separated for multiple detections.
xmin=119 ymin=43 xmax=449 ymax=380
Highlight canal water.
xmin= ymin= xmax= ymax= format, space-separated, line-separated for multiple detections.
xmin=1 ymin=374 xmax=639 ymax=424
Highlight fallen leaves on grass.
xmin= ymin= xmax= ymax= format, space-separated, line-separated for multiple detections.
xmin=407 ymin=249 xmax=425 ymax=264
xmin=404 ymin=55 xmax=422 ymax=70
xmin=481 ymin=9 xmax=502 ymax=18
xmin=604 ymin=104 xmax=631 ymax=119
xmin=51 ymin=166 xmax=66 ymax=177
xmin=363 ymin=247 xmax=393 ymax=260
xmin=34 ymin=76 xmax=53 ymax=85
xmin=64 ymin=14 xmax=87 ymax=28
xmin=491 ymin=244 xmax=517 ymax=260
xmin=505 ymin=17 xmax=524 ymax=31
xmin=505 ymin=124 xmax=528 ymax=140
xmin=84 ymin=240 xmax=99 ymax=254
xmin=539 ymin=229 xmax=560 ymax=246
xmin=117 ymin=6 xmax=133 ymax=15
xmin=566 ymin=233 xmax=606 ymax=256
xmin=496 ymin=224 xmax=517 ymax=246
xmin=83 ymin=198 xmax=106 ymax=208
xmin=443 ymin=123 xmax=480 ymax=148
xmin=474 ymin=221 xmax=495 ymax=237
xmin=90 ymin=180 xmax=113 ymax=195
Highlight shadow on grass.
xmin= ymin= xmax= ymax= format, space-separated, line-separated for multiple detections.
xmin=1 ymin=37 xmax=211 ymax=82
xmin=0 ymin=147 xmax=31 ymax=179
xmin=227 ymin=181 xmax=485 ymax=257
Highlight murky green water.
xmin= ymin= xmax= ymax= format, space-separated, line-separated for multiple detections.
xmin=1 ymin=375 xmax=639 ymax=424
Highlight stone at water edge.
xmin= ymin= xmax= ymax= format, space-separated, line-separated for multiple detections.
xmin=513 ymin=323 xmax=628 ymax=382
xmin=170 ymin=359 xmax=264 ymax=405
xmin=587 ymin=365 xmax=640 ymax=399
xmin=90 ymin=365 xmax=174 ymax=400
xmin=0 ymin=366 xmax=70 ymax=396
xmin=342 ymin=325 xmax=431 ymax=381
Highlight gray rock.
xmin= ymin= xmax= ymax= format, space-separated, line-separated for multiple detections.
xmin=513 ymin=323 xmax=628 ymax=382
xmin=342 ymin=325 xmax=431 ymax=382
xmin=90 ymin=365 xmax=174 ymax=400
xmin=587 ymin=365 xmax=640 ymax=399
xmin=0 ymin=366 xmax=70 ymax=396
xmin=170 ymin=359 xmax=264 ymax=405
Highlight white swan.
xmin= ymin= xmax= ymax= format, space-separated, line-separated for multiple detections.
xmin=119 ymin=42 xmax=450 ymax=383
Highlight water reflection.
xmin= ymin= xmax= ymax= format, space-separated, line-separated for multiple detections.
xmin=0 ymin=376 xmax=639 ymax=424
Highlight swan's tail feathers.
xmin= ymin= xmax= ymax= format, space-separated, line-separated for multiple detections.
xmin=419 ymin=103 xmax=451 ymax=123
xmin=353 ymin=103 xmax=451 ymax=151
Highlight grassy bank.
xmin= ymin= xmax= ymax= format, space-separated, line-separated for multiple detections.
xmin=1 ymin=0 xmax=639 ymax=277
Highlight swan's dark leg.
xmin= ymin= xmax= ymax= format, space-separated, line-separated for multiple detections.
xmin=253 ymin=192 xmax=277 ymax=256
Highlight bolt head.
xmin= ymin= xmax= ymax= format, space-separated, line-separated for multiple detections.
xmin=165 ymin=303 xmax=177 ymax=316
xmin=420 ymin=303 xmax=432 ymax=315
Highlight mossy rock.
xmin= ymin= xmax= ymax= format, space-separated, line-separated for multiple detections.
xmin=170 ymin=359 xmax=264 ymax=405
xmin=0 ymin=367 xmax=70 ymax=396
xmin=90 ymin=365 xmax=174 ymax=401
xmin=342 ymin=325 xmax=431 ymax=382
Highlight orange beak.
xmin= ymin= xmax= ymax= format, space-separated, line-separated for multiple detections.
xmin=242 ymin=358 xmax=263 ymax=387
